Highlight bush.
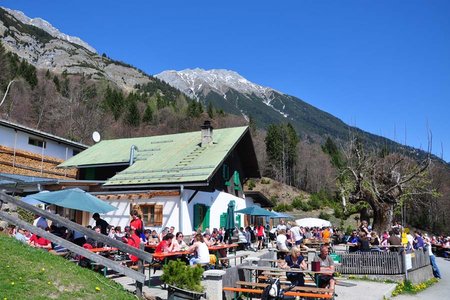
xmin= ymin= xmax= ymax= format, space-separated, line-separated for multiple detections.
xmin=160 ymin=259 xmax=204 ymax=292
xmin=274 ymin=203 xmax=293 ymax=212
xmin=247 ymin=179 xmax=256 ymax=190
xmin=292 ymin=197 xmax=311 ymax=211
xmin=307 ymin=195 xmax=321 ymax=210
xmin=318 ymin=212 xmax=331 ymax=220
xmin=260 ymin=178 xmax=270 ymax=184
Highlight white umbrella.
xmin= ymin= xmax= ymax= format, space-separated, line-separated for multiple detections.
xmin=295 ymin=217 xmax=331 ymax=228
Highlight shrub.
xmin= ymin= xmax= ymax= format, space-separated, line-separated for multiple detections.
xmin=247 ymin=179 xmax=256 ymax=190
xmin=160 ymin=259 xmax=204 ymax=292
xmin=307 ymin=195 xmax=321 ymax=210
xmin=318 ymin=212 xmax=331 ymax=220
xmin=260 ymin=178 xmax=270 ymax=184
xmin=274 ymin=203 xmax=293 ymax=212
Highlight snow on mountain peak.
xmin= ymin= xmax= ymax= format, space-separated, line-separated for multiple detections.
xmin=156 ymin=68 xmax=281 ymax=101
xmin=2 ymin=7 xmax=96 ymax=53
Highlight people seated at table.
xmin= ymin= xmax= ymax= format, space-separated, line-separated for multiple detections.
xmin=172 ymin=232 xmax=188 ymax=251
xmin=159 ymin=227 xmax=169 ymax=242
xmin=358 ymin=232 xmax=371 ymax=252
xmin=388 ymin=228 xmax=402 ymax=252
xmin=370 ymin=231 xmax=381 ymax=251
xmin=413 ymin=231 xmax=425 ymax=250
xmin=313 ymin=245 xmax=335 ymax=291
xmin=347 ymin=231 xmax=360 ymax=252
xmin=155 ymin=233 xmax=174 ymax=253
xmin=279 ymin=246 xmax=307 ymax=287
xmin=141 ymin=229 xmax=151 ymax=244
xmin=322 ymin=226 xmax=331 ymax=243
xmin=187 ymin=233 xmax=210 ymax=266
xmin=126 ymin=227 xmax=141 ymax=263
xmin=28 ymin=227 xmax=52 ymax=251
xmin=85 ymin=226 xmax=104 ymax=248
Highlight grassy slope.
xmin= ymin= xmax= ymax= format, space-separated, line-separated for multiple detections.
xmin=0 ymin=235 xmax=136 ymax=300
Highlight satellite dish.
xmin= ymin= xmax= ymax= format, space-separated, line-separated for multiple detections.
xmin=92 ymin=131 xmax=101 ymax=143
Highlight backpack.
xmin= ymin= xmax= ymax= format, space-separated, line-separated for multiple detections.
xmin=261 ymin=278 xmax=282 ymax=300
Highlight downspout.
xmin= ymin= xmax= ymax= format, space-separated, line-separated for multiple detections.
xmin=179 ymin=185 xmax=184 ymax=234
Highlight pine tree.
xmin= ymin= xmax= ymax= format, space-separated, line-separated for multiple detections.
xmin=265 ymin=123 xmax=299 ymax=185
xmin=207 ymin=101 xmax=214 ymax=118
xmin=142 ymin=104 xmax=154 ymax=123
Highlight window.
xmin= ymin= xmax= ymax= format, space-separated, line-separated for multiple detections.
xmin=140 ymin=204 xmax=163 ymax=226
xmin=72 ymin=149 xmax=80 ymax=156
xmin=28 ymin=137 xmax=46 ymax=148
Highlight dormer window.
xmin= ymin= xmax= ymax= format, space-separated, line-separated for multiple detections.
xmin=28 ymin=137 xmax=46 ymax=148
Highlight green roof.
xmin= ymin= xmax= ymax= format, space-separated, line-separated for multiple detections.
xmin=59 ymin=126 xmax=251 ymax=186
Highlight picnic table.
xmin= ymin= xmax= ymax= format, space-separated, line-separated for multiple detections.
xmin=225 ymin=264 xmax=335 ymax=299
xmin=89 ymin=247 xmax=118 ymax=253
xmin=208 ymin=243 xmax=238 ymax=268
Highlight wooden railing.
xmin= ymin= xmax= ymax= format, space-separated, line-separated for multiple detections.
xmin=334 ymin=250 xmax=430 ymax=275
xmin=0 ymin=191 xmax=152 ymax=297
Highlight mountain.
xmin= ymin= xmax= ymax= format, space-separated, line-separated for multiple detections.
xmin=157 ymin=68 xmax=428 ymax=158
xmin=0 ymin=7 xmax=151 ymax=91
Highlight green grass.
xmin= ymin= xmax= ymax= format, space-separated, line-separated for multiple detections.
xmin=0 ymin=235 xmax=136 ymax=300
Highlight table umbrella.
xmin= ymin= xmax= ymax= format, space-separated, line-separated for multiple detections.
xmin=295 ymin=217 xmax=331 ymax=228
xmin=225 ymin=200 xmax=235 ymax=244
xmin=235 ymin=206 xmax=276 ymax=217
xmin=26 ymin=188 xmax=117 ymax=213
xmin=271 ymin=211 xmax=295 ymax=219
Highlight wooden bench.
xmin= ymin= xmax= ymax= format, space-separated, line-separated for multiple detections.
xmin=238 ymin=280 xmax=332 ymax=291
xmin=224 ymin=284 xmax=334 ymax=299
xmin=219 ymin=253 xmax=249 ymax=266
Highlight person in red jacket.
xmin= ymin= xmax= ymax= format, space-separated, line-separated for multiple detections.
xmin=130 ymin=210 xmax=144 ymax=236
xmin=127 ymin=227 xmax=141 ymax=263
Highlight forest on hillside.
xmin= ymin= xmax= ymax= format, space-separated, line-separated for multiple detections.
xmin=0 ymin=42 xmax=449 ymax=235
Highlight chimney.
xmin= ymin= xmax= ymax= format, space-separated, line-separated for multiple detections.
xmin=201 ymin=120 xmax=213 ymax=147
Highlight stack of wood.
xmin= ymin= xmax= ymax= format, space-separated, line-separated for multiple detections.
xmin=0 ymin=145 xmax=76 ymax=179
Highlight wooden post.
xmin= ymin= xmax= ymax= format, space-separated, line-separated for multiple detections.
xmin=136 ymin=243 xmax=145 ymax=298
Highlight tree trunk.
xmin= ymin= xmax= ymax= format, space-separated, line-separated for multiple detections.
xmin=372 ymin=202 xmax=394 ymax=233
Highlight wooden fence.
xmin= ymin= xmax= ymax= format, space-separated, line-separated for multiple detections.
xmin=334 ymin=250 xmax=430 ymax=275
xmin=0 ymin=191 xmax=152 ymax=297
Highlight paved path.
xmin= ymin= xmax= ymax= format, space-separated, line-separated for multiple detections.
xmin=394 ymin=257 xmax=448 ymax=300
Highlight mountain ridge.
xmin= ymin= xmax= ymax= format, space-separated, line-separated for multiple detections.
xmin=157 ymin=68 xmax=439 ymax=162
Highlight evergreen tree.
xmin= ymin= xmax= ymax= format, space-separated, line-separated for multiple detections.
xmin=207 ymin=101 xmax=214 ymax=118
xmin=125 ymin=99 xmax=140 ymax=127
xmin=104 ymin=86 xmax=124 ymax=120
xmin=142 ymin=104 xmax=154 ymax=123
xmin=265 ymin=123 xmax=299 ymax=185
xmin=322 ymin=137 xmax=344 ymax=168
xmin=53 ymin=75 xmax=60 ymax=92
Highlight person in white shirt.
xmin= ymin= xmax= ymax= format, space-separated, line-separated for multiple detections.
xmin=424 ymin=237 xmax=441 ymax=279
xmin=276 ymin=229 xmax=289 ymax=253
xmin=277 ymin=219 xmax=287 ymax=233
xmin=187 ymin=233 xmax=210 ymax=265
xmin=289 ymin=223 xmax=303 ymax=246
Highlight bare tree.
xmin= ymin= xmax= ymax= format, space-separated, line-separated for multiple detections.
xmin=338 ymin=136 xmax=435 ymax=233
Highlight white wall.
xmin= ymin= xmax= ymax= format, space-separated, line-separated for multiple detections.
xmin=0 ymin=125 xmax=81 ymax=160
xmin=95 ymin=190 xmax=258 ymax=236
xmin=96 ymin=195 xmax=179 ymax=232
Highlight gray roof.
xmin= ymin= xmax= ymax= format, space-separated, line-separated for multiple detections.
xmin=0 ymin=119 xmax=87 ymax=150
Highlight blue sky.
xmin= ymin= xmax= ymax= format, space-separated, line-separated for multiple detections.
xmin=2 ymin=1 xmax=450 ymax=162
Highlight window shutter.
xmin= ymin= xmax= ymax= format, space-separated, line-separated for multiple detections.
xmin=202 ymin=206 xmax=210 ymax=231
xmin=220 ymin=213 xmax=227 ymax=228
xmin=154 ymin=204 xmax=163 ymax=226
